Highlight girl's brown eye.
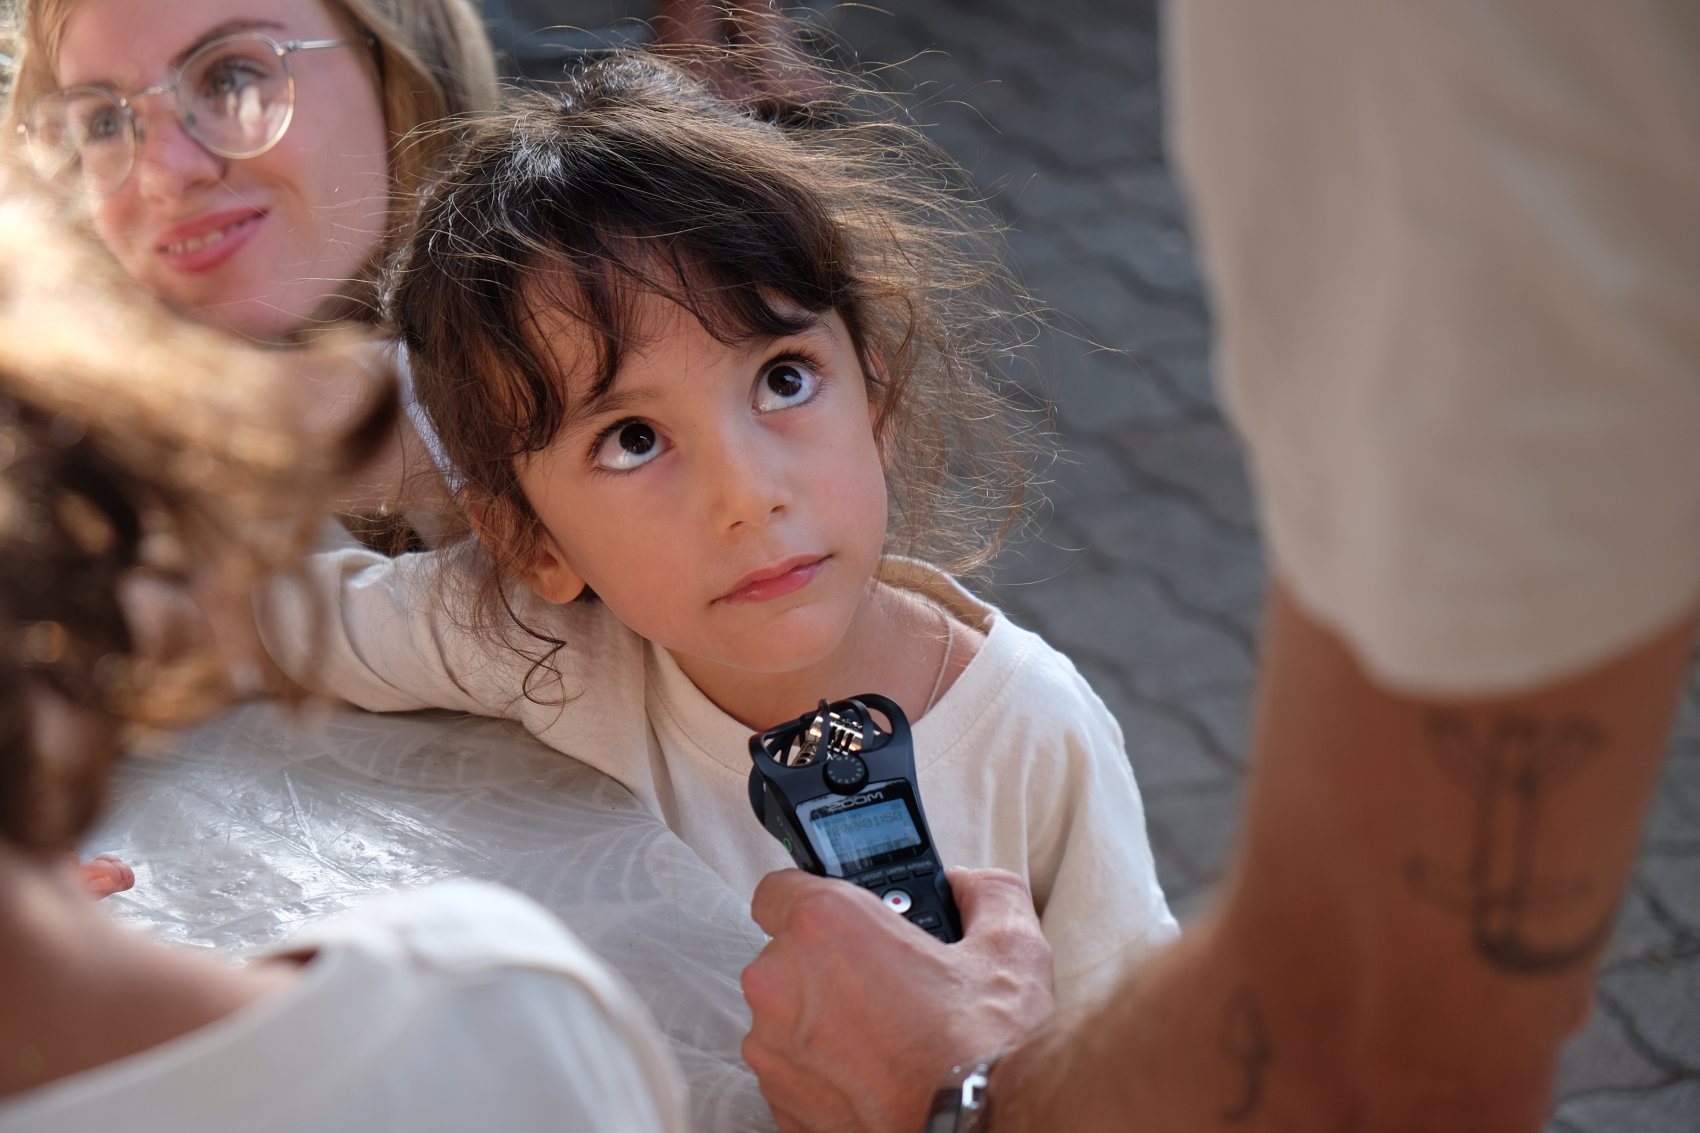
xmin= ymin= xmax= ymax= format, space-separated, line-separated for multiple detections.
xmin=754 ymin=360 xmax=820 ymax=412
xmin=594 ymin=418 xmax=668 ymax=471
xmin=618 ymin=422 xmax=656 ymax=454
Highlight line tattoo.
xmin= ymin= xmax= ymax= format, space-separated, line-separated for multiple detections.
xmin=1407 ymin=712 xmax=1615 ymax=973
xmin=1217 ymin=986 xmax=1273 ymax=1122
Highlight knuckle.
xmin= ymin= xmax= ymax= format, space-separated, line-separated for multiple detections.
xmin=741 ymin=958 xmax=793 ymax=1020
xmin=788 ymin=888 xmax=857 ymax=943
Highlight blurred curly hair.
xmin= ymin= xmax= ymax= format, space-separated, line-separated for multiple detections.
xmin=0 ymin=185 xmax=392 ymax=853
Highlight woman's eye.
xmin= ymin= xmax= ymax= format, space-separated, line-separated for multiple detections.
xmin=593 ymin=419 xmax=669 ymax=471
xmin=753 ymin=360 xmax=822 ymax=412
xmin=68 ymin=101 xmax=126 ymax=147
xmin=198 ymin=57 xmax=266 ymax=104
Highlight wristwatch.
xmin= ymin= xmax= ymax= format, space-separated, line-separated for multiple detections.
xmin=923 ymin=1059 xmax=997 ymax=1133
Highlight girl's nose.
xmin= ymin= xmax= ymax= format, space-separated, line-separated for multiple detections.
xmin=714 ymin=432 xmax=792 ymax=532
xmin=130 ymin=104 xmax=224 ymax=200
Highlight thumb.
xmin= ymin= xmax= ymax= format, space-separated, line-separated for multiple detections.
xmin=949 ymin=867 xmax=1043 ymax=935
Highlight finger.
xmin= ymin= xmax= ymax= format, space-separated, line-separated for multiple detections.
xmin=80 ymin=854 xmax=135 ymax=899
xmin=750 ymin=867 xmax=879 ymax=937
xmin=741 ymin=941 xmax=802 ymax=1032
xmin=747 ymin=1036 xmax=861 ymax=1132
xmin=947 ymin=867 xmax=1039 ymax=932
xmin=768 ymin=1105 xmax=807 ymax=1133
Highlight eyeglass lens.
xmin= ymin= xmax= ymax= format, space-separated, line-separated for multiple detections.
xmin=26 ymin=35 xmax=294 ymax=194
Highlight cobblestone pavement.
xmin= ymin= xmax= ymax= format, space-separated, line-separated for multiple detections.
xmin=812 ymin=1 xmax=1700 ymax=1128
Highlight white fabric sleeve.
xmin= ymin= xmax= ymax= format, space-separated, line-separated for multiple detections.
xmin=255 ymin=546 xmax=508 ymax=715
xmin=1021 ymin=676 xmax=1180 ymax=1009
xmin=1170 ymin=0 xmax=1700 ymax=695
xmin=278 ymin=881 xmax=690 ymax=1133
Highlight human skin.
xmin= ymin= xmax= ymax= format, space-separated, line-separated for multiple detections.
xmin=53 ymin=0 xmax=390 ymax=342
xmin=742 ymin=580 xmax=1695 ymax=1132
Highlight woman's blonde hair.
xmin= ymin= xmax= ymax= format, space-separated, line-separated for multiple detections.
xmin=2 ymin=0 xmax=500 ymax=316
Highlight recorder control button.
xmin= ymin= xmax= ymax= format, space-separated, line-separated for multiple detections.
xmin=882 ymin=889 xmax=913 ymax=914
xmin=881 ymin=866 xmax=910 ymax=883
xmin=909 ymin=911 xmax=941 ymax=930
xmin=822 ymin=755 xmax=869 ymax=793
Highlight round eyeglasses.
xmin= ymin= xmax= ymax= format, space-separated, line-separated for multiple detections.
xmin=20 ymin=32 xmax=372 ymax=196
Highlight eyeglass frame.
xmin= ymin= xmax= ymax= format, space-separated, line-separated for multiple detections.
xmin=18 ymin=31 xmax=376 ymax=193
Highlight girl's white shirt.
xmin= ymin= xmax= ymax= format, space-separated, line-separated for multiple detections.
xmin=258 ymin=551 xmax=1178 ymax=1008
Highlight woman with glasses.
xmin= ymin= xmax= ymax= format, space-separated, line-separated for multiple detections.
xmin=5 ymin=0 xmax=497 ymax=344
xmin=4 ymin=0 xmax=499 ymax=555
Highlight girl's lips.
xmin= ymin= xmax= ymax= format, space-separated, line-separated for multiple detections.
xmin=154 ymin=210 xmax=266 ymax=274
xmin=718 ymin=557 xmax=826 ymax=604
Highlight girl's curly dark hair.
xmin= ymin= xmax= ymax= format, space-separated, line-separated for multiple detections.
xmin=394 ymin=51 xmax=1049 ymax=677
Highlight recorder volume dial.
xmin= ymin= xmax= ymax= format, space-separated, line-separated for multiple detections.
xmin=822 ymin=754 xmax=869 ymax=793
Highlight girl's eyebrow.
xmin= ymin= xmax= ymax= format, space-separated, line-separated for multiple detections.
xmin=569 ymin=387 xmax=652 ymax=426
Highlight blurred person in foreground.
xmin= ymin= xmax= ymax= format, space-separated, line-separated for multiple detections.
xmin=738 ymin=2 xmax=1700 ymax=1130
xmin=0 ymin=190 xmax=684 ymax=1133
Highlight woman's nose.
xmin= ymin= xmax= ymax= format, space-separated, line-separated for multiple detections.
xmin=129 ymin=104 xmax=223 ymax=199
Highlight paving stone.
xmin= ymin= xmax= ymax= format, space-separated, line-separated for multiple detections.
xmin=1549 ymin=1078 xmax=1700 ymax=1133
xmin=1105 ymin=164 xmax=1194 ymax=225
xmin=1639 ymin=855 xmax=1700 ymax=935
xmin=1597 ymin=951 xmax=1700 ymax=1072
xmin=1000 ymin=168 xmax=1112 ymax=227
xmin=1604 ymin=879 xmax=1697 ymax=970
xmin=1134 ymin=338 xmax=1220 ymax=411
xmin=1644 ymin=750 xmax=1700 ymax=853
xmin=1173 ymin=682 xmax=1258 ymax=768
xmin=1003 ymin=225 xmax=1081 ymax=294
xmin=1076 ymin=490 xmax=1265 ymax=629
xmin=1552 ymin=1003 xmax=1670 ymax=1099
xmin=1019 ymin=570 xmax=1255 ymax=701
xmin=1144 ymin=780 xmax=1246 ymax=900
xmin=1117 ymin=699 xmax=1242 ymax=794
xmin=1044 ymin=339 xmax=1196 ymax=433
xmin=1051 ymin=3 xmax=1161 ymax=75
xmin=1047 ymin=262 xmax=1206 ymax=353
xmin=987 ymin=521 xmax=1092 ymax=596
xmin=1063 ymin=211 xmax=1203 ymax=295
xmin=1044 ymin=431 xmax=1147 ymax=509
xmin=1124 ymin=419 xmax=1260 ymax=532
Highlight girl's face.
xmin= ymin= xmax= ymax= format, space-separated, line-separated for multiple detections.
xmin=53 ymin=0 xmax=390 ymax=341
xmin=514 ymin=294 xmax=890 ymax=711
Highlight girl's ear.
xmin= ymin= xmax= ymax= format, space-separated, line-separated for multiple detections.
xmin=515 ymin=534 xmax=587 ymax=605
xmin=463 ymin=492 xmax=586 ymax=605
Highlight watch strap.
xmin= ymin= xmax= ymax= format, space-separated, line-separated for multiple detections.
xmin=923 ymin=1059 xmax=997 ymax=1133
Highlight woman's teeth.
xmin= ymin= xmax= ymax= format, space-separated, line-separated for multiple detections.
xmin=165 ymin=220 xmax=245 ymax=255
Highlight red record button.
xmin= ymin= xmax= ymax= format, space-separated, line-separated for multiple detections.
xmin=883 ymin=889 xmax=913 ymax=914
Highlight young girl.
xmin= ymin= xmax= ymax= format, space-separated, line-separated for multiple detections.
xmin=259 ymin=52 xmax=1177 ymax=1010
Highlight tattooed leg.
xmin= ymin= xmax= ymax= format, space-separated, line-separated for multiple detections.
xmin=1408 ymin=712 xmax=1617 ymax=973
xmin=1217 ymin=987 xmax=1273 ymax=1122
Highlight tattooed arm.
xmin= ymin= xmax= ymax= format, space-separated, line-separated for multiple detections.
xmin=988 ymin=578 xmax=1693 ymax=1132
